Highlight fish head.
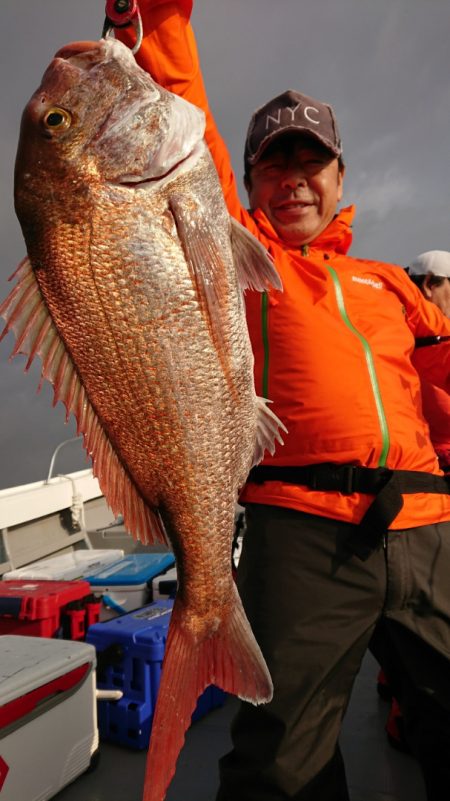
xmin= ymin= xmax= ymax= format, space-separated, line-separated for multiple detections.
xmin=14 ymin=37 xmax=206 ymax=226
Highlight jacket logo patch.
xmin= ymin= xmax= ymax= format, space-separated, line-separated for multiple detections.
xmin=351 ymin=276 xmax=384 ymax=290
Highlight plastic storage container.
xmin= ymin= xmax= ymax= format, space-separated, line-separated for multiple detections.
xmin=86 ymin=600 xmax=226 ymax=749
xmin=86 ymin=552 xmax=175 ymax=618
xmin=0 ymin=579 xmax=101 ymax=639
xmin=3 ymin=548 xmax=124 ymax=581
xmin=0 ymin=635 xmax=98 ymax=801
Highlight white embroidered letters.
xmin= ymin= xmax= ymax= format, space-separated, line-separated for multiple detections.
xmin=265 ymin=109 xmax=282 ymax=129
xmin=266 ymin=103 xmax=321 ymax=130
xmin=304 ymin=106 xmax=320 ymax=125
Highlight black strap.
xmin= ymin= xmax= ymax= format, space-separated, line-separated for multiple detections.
xmin=247 ymin=464 xmax=450 ymax=561
xmin=415 ymin=335 xmax=450 ymax=348
xmin=247 ymin=464 xmax=449 ymax=495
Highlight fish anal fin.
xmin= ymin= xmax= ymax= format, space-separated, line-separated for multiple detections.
xmin=143 ymin=587 xmax=272 ymax=801
xmin=0 ymin=257 xmax=169 ymax=548
xmin=230 ymin=217 xmax=283 ymax=293
xmin=252 ymin=396 xmax=287 ymax=467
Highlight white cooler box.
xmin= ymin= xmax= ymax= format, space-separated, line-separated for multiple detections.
xmin=2 ymin=549 xmax=124 ymax=582
xmin=0 ymin=635 xmax=98 ymax=801
xmin=86 ymin=552 xmax=176 ymax=619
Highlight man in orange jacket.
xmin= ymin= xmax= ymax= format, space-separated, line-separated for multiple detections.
xmin=117 ymin=4 xmax=450 ymax=799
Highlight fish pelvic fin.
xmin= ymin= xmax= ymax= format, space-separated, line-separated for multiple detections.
xmin=230 ymin=217 xmax=283 ymax=292
xmin=0 ymin=257 xmax=168 ymax=547
xmin=143 ymin=586 xmax=272 ymax=801
xmin=252 ymin=396 xmax=287 ymax=467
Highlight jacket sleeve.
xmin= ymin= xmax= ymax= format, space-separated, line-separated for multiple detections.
xmin=413 ymin=341 xmax=450 ymax=395
xmin=115 ymin=0 xmax=248 ymax=223
xmin=405 ymin=282 xmax=450 ymax=392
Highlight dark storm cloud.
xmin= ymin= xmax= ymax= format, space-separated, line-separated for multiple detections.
xmin=0 ymin=0 xmax=449 ymax=488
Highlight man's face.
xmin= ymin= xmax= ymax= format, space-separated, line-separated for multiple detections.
xmin=424 ymin=276 xmax=450 ymax=318
xmin=246 ymin=134 xmax=344 ymax=247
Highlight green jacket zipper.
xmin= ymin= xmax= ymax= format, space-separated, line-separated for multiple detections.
xmin=326 ymin=265 xmax=390 ymax=466
xmin=259 ymin=257 xmax=390 ymax=467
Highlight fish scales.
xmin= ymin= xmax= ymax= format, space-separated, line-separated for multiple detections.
xmin=1 ymin=37 xmax=286 ymax=801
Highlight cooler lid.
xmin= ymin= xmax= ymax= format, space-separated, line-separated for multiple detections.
xmin=87 ymin=552 xmax=175 ymax=586
xmin=87 ymin=600 xmax=173 ymax=646
xmin=0 ymin=579 xmax=92 ymax=620
xmin=0 ymin=635 xmax=96 ymax=704
xmin=3 ymin=549 xmax=124 ymax=581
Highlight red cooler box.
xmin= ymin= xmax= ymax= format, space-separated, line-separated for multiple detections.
xmin=0 ymin=580 xmax=101 ymax=640
xmin=0 ymin=635 xmax=98 ymax=801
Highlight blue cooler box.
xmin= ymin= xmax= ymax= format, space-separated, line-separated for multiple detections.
xmin=86 ymin=600 xmax=226 ymax=749
xmin=86 ymin=553 xmax=176 ymax=618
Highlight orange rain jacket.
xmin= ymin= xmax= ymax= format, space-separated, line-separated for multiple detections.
xmin=118 ymin=1 xmax=450 ymax=528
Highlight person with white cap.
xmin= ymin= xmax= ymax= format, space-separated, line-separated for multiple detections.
xmin=408 ymin=251 xmax=450 ymax=472
xmin=116 ymin=5 xmax=450 ymax=800
xmin=378 ymin=250 xmax=450 ymax=754
xmin=408 ymin=250 xmax=450 ymax=319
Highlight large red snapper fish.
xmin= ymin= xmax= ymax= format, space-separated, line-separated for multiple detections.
xmin=0 ymin=37 xmax=285 ymax=801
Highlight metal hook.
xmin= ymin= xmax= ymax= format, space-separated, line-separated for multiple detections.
xmin=131 ymin=9 xmax=143 ymax=54
xmin=101 ymin=6 xmax=143 ymax=55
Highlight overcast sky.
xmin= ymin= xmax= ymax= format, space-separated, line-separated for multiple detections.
xmin=0 ymin=0 xmax=449 ymax=490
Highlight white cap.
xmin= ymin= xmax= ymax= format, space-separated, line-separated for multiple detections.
xmin=408 ymin=250 xmax=450 ymax=278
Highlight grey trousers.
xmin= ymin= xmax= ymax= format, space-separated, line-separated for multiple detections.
xmin=216 ymin=505 xmax=450 ymax=801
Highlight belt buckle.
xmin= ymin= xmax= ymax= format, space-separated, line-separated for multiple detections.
xmin=308 ymin=463 xmax=358 ymax=494
xmin=340 ymin=465 xmax=357 ymax=495
xmin=308 ymin=463 xmax=329 ymax=490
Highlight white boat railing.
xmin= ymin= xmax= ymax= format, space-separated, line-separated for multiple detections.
xmin=0 ymin=469 xmax=102 ymax=530
xmin=0 ymin=468 xmax=114 ymax=576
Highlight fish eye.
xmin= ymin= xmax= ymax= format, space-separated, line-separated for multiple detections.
xmin=43 ymin=107 xmax=72 ymax=130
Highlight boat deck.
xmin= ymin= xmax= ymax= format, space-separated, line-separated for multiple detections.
xmin=53 ymin=651 xmax=426 ymax=801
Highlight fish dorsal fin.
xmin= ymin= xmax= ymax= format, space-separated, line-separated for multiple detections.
xmin=230 ymin=217 xmax=283 ymax=292
xmin=0 ymin=257 xmax=168 ymax=547
xmin=252 ymin=396 xmax=287 ymax=468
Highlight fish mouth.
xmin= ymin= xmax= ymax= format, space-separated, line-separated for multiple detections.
xmin=115 ymin=141 xmax=204 ymax=188
xmin=55 ymin=41 xmax=100 ymax=59
xmin=55 ymin=39 xmax=131 ymax=67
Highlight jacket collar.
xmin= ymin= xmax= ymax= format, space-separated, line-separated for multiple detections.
xmin=252 ymin=205 xmax=355 ymax=256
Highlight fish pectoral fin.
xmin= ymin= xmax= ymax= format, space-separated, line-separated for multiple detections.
xmin=252 ymin=396 xmax=287 ymax=467
xmin=169 ymin=193 xmax=231 ymax=340
xmin=230 ymin=217 xmax=283 ymax=292
xmin=143 ymin=587 xmax=272 ymax=801
xmin=0 ymin=256 xmax=168 ymax=548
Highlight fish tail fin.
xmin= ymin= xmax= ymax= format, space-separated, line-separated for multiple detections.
xmin=143 ymin=588 xmax=272 ymax=801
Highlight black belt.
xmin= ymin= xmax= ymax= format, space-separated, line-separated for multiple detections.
xmin=247 ymin=464 xmax=450 ymax=561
